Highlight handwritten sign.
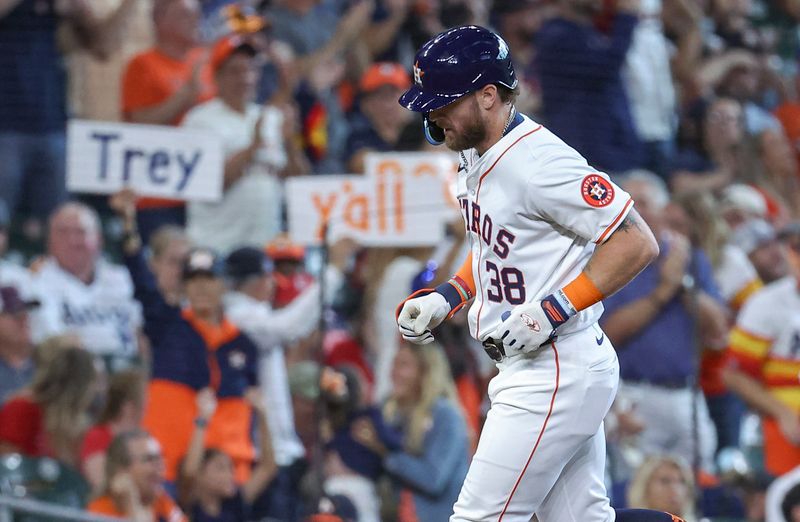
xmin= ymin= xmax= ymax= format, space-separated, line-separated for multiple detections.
xmin=67 ymin=120 xmax=224 ymax=202
xmin=286 ymin=152 xmax=459 ymax=246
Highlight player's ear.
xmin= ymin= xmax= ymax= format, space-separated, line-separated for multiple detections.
xmin=477 ymin=84 xmax=498 ymax=111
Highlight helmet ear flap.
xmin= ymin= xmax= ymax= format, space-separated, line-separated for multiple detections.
xmin=423 ymin=114 xmax=445 ymax=146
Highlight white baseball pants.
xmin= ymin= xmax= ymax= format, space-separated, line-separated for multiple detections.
xmin=451 ymin=325 xmax=618 ymax=522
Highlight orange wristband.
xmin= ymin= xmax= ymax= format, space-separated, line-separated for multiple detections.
xmin=562 ymin=272 xmax=604 ymax=312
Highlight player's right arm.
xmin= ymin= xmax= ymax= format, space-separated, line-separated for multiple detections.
xmin=396 ymin=255 xmax=475 ymax=344
xmin=578 ymin=208 xmax=659 ymax=300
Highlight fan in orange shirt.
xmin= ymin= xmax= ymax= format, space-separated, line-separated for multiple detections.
xmin=88 ymin=430 xmax=187 ymax=522
xmin=120 ymin=0 xmax=216 ymax=241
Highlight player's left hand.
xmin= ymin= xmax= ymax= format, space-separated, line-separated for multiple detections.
xmin=487 ymin=300 xmax=565 ymax=357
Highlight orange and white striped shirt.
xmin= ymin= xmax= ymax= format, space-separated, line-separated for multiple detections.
xmin=714 ymin=244 xmax=762 ymax=312
xmin=727 ymin=276 xmax=800 ymax=407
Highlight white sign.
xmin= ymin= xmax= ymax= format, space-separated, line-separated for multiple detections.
xmin=67 ymin=120 xmax=224 ymax=202
xmin=286 ymin=152 xmax=460 ymax=246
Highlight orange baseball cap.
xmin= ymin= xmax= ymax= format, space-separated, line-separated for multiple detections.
xmin=359 ymin=62 xmax=411 ymax=93
xmin=210 ymin=34 xmax=258 ymax=73
xmin=265 ymin=234 xmax=305 ymax=261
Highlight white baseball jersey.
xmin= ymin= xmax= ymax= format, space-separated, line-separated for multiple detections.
xmin=225 ymin=287 xmax=321 ymax=466
xmin=33 ymin=258 xmax=142 ymax=356
xmin=713 ymin=243 xmax=760 ymax=308
xmin=183 ymin=99 xmax=285 ymax=255
xmin=456 ymin=115 xmax=633 ymax=342
xmin=731 ymin=275 xmax=800 ymax=369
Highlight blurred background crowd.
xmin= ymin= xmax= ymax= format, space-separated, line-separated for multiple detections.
xmin=1 ymin=0 xmax=800 ymax=520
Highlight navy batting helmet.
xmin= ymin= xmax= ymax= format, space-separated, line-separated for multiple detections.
xmin=398 ymin=25 xmax=518 ymax=144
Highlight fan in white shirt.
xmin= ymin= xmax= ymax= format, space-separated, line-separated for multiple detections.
xmin=223 ymin=243 xmax=349 ymax=465
xmin=182 ymin=34 xmax=308 ymax=256
xmin=33 ymin=202 xmax=142 ymax=357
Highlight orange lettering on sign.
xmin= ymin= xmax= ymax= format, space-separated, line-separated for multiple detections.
xmin=311 ymin=193 xmax=338 ymax=240
xmin=393 ymin=173 xmax=404 ymax=233
xmin=413 ymin=163 xmax=436 ymax=177
xmin=376 ymin=171 xmax=387 ymax=233
xmin=343 ymin=182 xmax=369 ymax=232
xmin=377 ymin=160 xmax=403 ymax=234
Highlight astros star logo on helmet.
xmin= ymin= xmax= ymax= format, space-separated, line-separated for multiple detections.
xmin=413 ymin=61 xmax=424 ymax=85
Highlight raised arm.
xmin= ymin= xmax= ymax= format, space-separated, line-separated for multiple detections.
xmin=109 ymin=190 xmax=177 ymax=328
xmin=242 ymin=389 xmax=277 ymax=504
xmin=63 ymin=0 xmax=139 ymax=59
xmin=177 ymin=388 xmax=217 ymax=507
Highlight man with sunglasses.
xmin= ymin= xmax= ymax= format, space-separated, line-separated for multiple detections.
xmin=724 ymin=222 xmax=800 ymax=477
xmin=89 ymin=430 xmax=187 ymax=522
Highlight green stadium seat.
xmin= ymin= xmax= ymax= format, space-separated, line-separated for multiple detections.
xmin=0 ymin=454 xmax=90 ymax=522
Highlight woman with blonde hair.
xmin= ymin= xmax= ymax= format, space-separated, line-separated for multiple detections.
xmin=354 ymin=341 xmax=469 ymax=522
xmin=627 ymin=455 xmax=697 ymax=521
xmin=0 ymin=345 xmax=101 ymax=466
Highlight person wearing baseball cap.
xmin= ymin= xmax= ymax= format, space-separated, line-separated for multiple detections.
xmin=265 ymin=234 xmax=318 ymax=308
xmin=345 ymin=62 xmax=414 ymax=173
xmin=0 ymin=285 xmax=39 ymax=404
xmin=110 ymin=190 xmax=261 ymax=485
xmin=182 ymin=30 xmax=307 ymax=256
xmin=724 ymin=221 xmax=800 ymax=477
xmin=183 ymin=34 xmax=292 ymax=254
xmin=733 ymin=219 xmax=790 ymax=284
xmin=208 ymin=34 xmax=259 ymax=76
xmin=224 ymin=246 xmax=322 ymax=486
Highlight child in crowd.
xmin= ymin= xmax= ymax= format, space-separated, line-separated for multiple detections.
xmin=179 ymin=387 xmax=277 ymax=522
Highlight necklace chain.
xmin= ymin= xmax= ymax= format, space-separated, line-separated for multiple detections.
xmin=460 ymin=105 xmax=518 ymax=166
xmin=502 ymin=105 xmax=517 ymax=136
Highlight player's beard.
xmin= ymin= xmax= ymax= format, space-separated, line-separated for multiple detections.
xmin=444 ymin=99 xmax=487 ymax=152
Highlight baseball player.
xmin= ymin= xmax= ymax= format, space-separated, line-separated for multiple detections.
xmin=396 ymin=26 xmax=683 ymax=521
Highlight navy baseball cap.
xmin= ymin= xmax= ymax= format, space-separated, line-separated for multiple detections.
xmin=182 ymin=248 xmax=224 ymax=280
xmin=0 ymin=286 xmax=39 ymax=314
xmin=399 ymin=25 xmax=518 ymax=114
xmin=225 ymin=246 xmax=274 ymax=280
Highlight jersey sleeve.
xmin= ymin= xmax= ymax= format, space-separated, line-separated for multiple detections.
xmin=526 ymin=154 xmax=633 ymax=244
xmin=726 ymin=290 xmax=775 ymax=378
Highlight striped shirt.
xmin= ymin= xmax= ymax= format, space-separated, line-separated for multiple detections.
xmin=728 ymin=276 xmax=800 ymax=406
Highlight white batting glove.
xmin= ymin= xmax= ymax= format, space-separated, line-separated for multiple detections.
xmin=486 ymin=294 xmax=574 ymax=358
xmin=397 ymin=292 xmax=451 ymax=344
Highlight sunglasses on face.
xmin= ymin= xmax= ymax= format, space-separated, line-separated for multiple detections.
xmin=134 ymin=453 xmax=163 ymax=464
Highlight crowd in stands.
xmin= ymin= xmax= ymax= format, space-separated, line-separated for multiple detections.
xmin=1 ymin=0 xmax=800 ymax=520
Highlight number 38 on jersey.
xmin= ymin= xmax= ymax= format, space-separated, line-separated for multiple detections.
xmin=460 ymin=197 xmax=526 ymax=305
